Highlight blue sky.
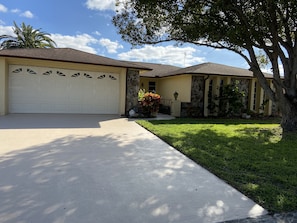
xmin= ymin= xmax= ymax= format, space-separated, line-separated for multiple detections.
xmin=0 ymin=0 xmax=249 ymax=68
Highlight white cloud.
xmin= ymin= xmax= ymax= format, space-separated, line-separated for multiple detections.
xmin=20 ymin=10 xmax=34 ymax=18
xmin=99 ymin=38 xmax=123 ymax=53
xmin=0 ymin=25 xmax=14 ymax=36
xmin=261 ymin=64 xmax=284 ymax=76
xmin=11 ymin=8 xmax=20 ymax=13
xmin=93 ymin=31 xmax=101 ymax=36
xmin=260 ymin=67 xmax=272 ymax=74
xmin=279 ymin=64 xmax=284 ymax=76
xmin=0 ymin=27 xmax=102 ymax=55
xmin=0 ymin=22 xmax=204 ymax=68
xmin=0 ymin=4 xmax=8 ymax=13
xmin=0 ymin=25 xmax=122 ymax=56
xmin=51 ymin=33 xmax=99 ymax=54
xmin=10 ymin=9 xmax=34 ymax=18
xmin=118 ymin=45 xmax=206 ymax=67
xmin=85 ymin=0 xmax=116 ymax=11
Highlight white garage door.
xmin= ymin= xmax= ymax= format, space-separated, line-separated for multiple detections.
xmin=9 ymin=65 xmax=120 ymax=114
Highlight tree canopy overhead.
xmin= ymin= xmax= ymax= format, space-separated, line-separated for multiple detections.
xmin=0 ymin=21 xmax=56 ymax=49
xmin=113 ymin=0 xmax=297 ymax=135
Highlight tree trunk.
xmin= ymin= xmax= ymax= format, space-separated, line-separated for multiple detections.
xmin=279 ymin=95 xmax=297 ymax=136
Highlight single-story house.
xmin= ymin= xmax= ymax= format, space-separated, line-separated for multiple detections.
xmin=0 ymin=48 xmax=149 ymax=116
xmin=135 ymin=62 xmax=277 ymax=117
xmin=0 ymin=48 xmax=277 ymax=118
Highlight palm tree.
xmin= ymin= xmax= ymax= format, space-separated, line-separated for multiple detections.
xmin=0 ymin=21 xmax=56 ymax=49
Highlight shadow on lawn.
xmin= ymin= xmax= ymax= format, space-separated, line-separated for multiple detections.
xmin=152 ymin=127 xmax=296 ymax=213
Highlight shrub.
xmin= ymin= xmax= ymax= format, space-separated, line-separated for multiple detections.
xmin=139 ymin=92 xmax=161 ymax=116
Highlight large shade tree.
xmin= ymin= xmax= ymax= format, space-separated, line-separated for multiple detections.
xmin=113 ymin=0 xmax=297 ymax=136
xmin=0 ymin=21 xmax=56 ymax=49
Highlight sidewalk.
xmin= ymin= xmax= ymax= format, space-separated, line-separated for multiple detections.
xmin=134 ymin=114 xmax=297 ymax=223
xmin=222 ymin=211 xmax=297 ymax=223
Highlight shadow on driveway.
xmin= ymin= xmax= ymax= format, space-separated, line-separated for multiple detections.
xmin=0 ymin=115 xmax=266 ymax=223
xmin=0 ymin=114 xmax=121 ymax=129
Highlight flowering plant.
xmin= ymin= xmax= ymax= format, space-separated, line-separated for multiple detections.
xmin=139 ymin=92 xmax=161 ymax=114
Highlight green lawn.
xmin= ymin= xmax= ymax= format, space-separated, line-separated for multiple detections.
xmin=137 ymin=118 xmax=297 ymax=213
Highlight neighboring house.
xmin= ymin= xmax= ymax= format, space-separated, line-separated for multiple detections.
xmin=135 ymin=62 xmax=277 ymax=117
xmin=0 ymin=48 xmax=149 ymax=116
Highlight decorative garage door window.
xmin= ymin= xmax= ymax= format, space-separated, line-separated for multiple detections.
xmin=11 ymin=66 xmax=117 ymax=80
xmin=9 ymin=65 xmax=120 ymax=114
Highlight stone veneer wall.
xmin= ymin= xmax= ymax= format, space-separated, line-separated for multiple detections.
xmin=181 ymin=76 xmax=205 ymax=117
xmin=126 ymin=69 xmax=140 ymax=115
xmin=231 ymin=78 xmax=280 ymax=116
xmin=191 ymin=76 xmax=205 ymax=108
xmin=180 ymin=76 xmax=280 ymax=117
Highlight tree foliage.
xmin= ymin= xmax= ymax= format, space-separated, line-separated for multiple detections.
xmin=0 ymin=21 xmax=56 ymax=49
xmin=113 ymin=0 xmax=297 ymax=134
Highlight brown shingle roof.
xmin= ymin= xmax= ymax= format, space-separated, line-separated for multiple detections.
xmin=127 ymin=61 xmax=273 ymax=79
xmin=164 ymin=62 xmax=273 ymax=78
xmin=124 ymin=61 xmax=182 ymax=77
xmin=0 ymin=48 xmax=150 ymax=70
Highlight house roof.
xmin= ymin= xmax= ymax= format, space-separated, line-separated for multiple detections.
xmin=165 ymin=62 xmax=252 ymax=76
xmin=126 ymin=61 xmax=182 ymax=77
xmin=132 ymin=61 xmax=273 ymax=79
xmin=0 ymin=48 xmax=151 ymax=70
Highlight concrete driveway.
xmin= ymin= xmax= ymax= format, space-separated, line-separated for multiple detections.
xmin=0 ymin=114 xmax=266 ymax=223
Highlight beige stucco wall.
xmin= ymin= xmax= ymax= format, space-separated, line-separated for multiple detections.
xmin=139 ymin=77 xmax=160 ymax=93
xmin=158 ymin=75 xmax=192 ymax=102
xmin=0 ymin=58 xmax=8 ymax=115
xmin=6 ymin=57 xmax=126 ymax=73
xmin=0 ymin=57 xmax=127 ymax=115
xmin=140 ymin=73 xmax=275 ymax=117
xmin=119 ymin=68 xmax=127 ymax=115
xmin=140 ymin=75 xmax=192 ymax=102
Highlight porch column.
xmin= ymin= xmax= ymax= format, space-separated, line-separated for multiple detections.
xmin=225 ymin=76 xmax=231 ymax=85
xmin=248 ymin=78 xmax=256 ymax=112
xmin=258 ymin=84 xmax=264 ymax=113
xmin=265 ymin=80 xmax=273 ymax=116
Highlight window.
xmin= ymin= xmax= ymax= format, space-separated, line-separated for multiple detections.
xmin=253 ymin=82 xmax=257 ymax=110
xmin=219 ymin=79 xmax=224 ymax=97
xmin=208 ymin=79 xmax=213 ymax=105
xmin=148 ymin=81 xmax=156 ymax=92
xmin=207 ymin=79 xmax=214 ymax=113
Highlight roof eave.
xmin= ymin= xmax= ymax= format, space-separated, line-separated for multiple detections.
xmin=0 ymin=54 xmax=151 ymax=70
xmin=142 ymin=72 xmax=274 ymax=79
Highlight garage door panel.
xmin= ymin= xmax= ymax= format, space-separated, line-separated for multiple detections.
xmin=9 ymin=65 xmax=120 ymax=114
